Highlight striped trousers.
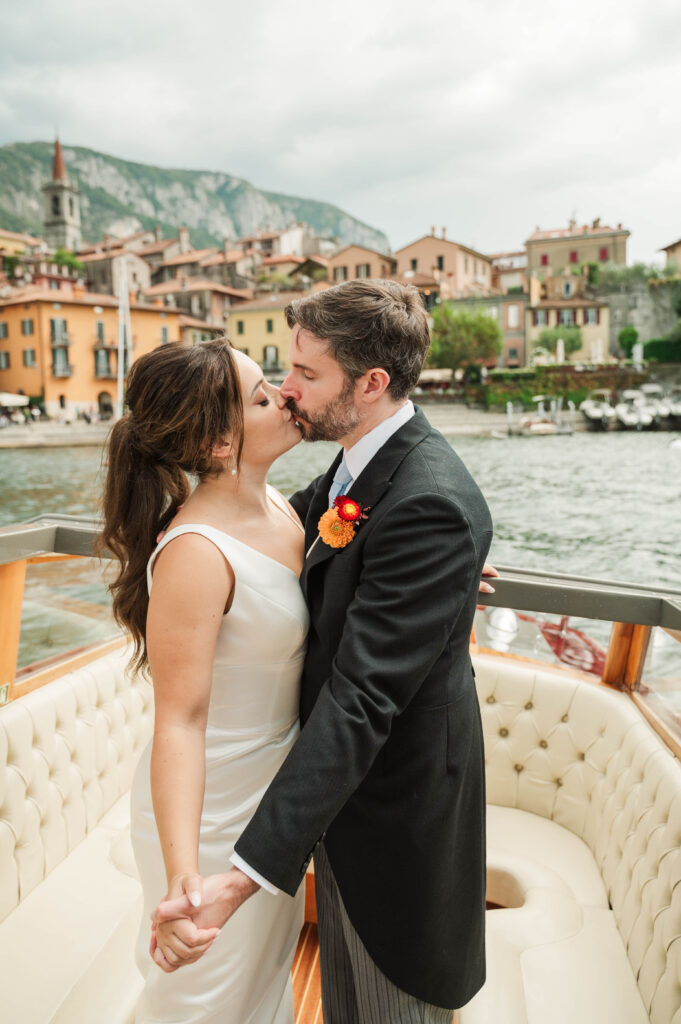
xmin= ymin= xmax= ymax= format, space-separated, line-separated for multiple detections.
xmin=314 ymin=843 xmax=454 ymax=1024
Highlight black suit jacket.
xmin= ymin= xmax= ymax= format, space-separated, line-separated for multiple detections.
xmin=235 ymin=407 xmax=493 ymax=1009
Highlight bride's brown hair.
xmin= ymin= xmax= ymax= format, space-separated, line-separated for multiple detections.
xmin=99 ymin=339 xmax=243 ymax=671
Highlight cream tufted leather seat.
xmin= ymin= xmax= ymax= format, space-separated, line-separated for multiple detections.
xmin=0 ymin=645 xmax=153 ymax=1023
xmin=460 ymin=652 xmax=681 ymax=1024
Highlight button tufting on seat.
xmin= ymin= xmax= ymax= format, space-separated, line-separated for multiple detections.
xmin=499 ymin=728 xmax=509 ymax=738
xmin=486 ymin=695 xmax=496 ymax=704
xmin=555 ymin=778 xmax=563 ymax=787
xmin=579 ymin=751 xmax=585 ymax=760
xmin=561 ymin=713 xmax=569 ymax=722
xmin=514 ymin=764 xmax=524 ymax=773
xmin=540 ymin=739 xmax=548 ymax=749
xmin=524 ymin=701 xmax=533 ymax=710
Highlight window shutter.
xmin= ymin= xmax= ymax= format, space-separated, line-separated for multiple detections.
xmin=596 ymin=308 xmax=600 ymax=324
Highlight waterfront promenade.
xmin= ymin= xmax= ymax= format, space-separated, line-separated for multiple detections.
xmin=0 ymin=404 xmax=569 ymax=448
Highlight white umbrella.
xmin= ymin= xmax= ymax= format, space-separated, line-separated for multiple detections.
xmin=0 ymin=392 xmax=29 ymax=407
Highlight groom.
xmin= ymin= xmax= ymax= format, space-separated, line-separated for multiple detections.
xmin=155 ymin=280 xmax=494 ymax=1020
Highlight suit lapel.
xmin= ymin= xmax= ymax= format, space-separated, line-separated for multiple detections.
xmin=301 ymin=407 xmax=432 ymax=590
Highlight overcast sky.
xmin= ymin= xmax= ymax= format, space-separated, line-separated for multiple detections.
xmin=1 ymin=0 xmax=679 ymax=261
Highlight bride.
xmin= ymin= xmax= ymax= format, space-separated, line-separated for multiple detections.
xmin=100 ymin=339 xmax=307 ymax=1023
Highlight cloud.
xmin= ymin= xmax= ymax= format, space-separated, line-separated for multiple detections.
xmin=1 ymin=0 xmax=680 ymax=261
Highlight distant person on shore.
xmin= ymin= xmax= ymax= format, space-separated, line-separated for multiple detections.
xmin=147 ymin=280 xmax=496 ymax=1024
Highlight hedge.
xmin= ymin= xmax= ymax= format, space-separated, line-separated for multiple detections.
xmin=643 ymin=338 xmax=681 ymax=363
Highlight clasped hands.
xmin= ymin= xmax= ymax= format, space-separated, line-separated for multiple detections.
xmin=151 ymin=868 xmax=260 ymax=972
xmin=150 ymin=563 xmax=500 ymax=972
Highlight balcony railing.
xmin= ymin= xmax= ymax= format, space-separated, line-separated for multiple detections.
xmin=51 ymin=365 xmax=73 ymax=378
xmin=50 ymin=336 xmax=73 ymax=347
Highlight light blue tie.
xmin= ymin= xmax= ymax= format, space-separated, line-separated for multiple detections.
xmin=328 ymin=456 xmax=353 ymax=507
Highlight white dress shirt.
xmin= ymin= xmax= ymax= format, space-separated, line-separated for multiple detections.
xmin=231 ymin=400 xmax=416 ymax=893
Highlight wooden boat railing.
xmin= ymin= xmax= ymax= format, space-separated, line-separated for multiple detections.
xmin=1 ymin=513 xmax=680 ymax=755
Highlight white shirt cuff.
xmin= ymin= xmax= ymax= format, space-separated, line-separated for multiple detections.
xmin=230 ymin=852 xmax=280 ymax=895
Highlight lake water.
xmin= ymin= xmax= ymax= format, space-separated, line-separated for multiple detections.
xmin=1 ymin=416 xmax=680 ymax=669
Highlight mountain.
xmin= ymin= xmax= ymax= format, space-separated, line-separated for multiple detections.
xmin=0 ymin=142 xmax=390 ymax=252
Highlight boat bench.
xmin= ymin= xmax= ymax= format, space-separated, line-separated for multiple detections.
xmin=461 ymin=652 xmax=681 ymax=1024
xmin=0 ymin=647 xmax=153 ymax=1023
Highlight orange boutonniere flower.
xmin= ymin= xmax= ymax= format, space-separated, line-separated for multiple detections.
xmin=317 ymin=494 xmax=370 ymax=549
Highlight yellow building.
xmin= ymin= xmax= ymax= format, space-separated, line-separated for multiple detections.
xmin=526 ymin=218 xmax=629 ymax=275
xmin=227 ymin=293 xmax=307 ymax=373
xmin=0 ymin=228 xmax=43 ymax=258
xmin=660 ymin=237 xmax=681 ymax=271
xmin=0 ymin=289 xmax=181 ymax=417
xmin=525 ymin=299 xmax=610 ymax=362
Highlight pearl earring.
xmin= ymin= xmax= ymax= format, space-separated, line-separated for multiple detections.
xmin=230 ymin=454 xmax=237 ymax=476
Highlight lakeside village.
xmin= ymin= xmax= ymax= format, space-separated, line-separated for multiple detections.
xmin=1 ymin=140 xmax=681 ymax=436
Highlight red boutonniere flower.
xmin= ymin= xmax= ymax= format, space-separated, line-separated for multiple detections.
xmin=317 ymin=495 xmax=370 ymax=549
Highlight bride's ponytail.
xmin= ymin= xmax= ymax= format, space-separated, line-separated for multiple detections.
xmin=98 ymin=339 xmax=243 ymax=671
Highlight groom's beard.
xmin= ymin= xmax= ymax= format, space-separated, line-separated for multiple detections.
xmin=287 ymin=378 xmax=362 ymax=442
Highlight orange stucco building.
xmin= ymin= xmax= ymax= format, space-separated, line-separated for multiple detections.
xmin=327 ymin=245 xmax=397 ymax=283
xmin=0 ymin=289 xmax=181 ymax=417
xmin=394 ymin=229 xmax=492 ymax=299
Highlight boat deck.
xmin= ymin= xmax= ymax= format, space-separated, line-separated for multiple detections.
xmin=293 ymin=923 xmax=323 ymax=1023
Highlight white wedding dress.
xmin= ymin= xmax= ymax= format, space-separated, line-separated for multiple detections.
xmin=131 ymin=487 xmax=308 ymax=1023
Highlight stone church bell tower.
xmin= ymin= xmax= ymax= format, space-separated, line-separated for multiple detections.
xmin=42 ymin=139 xmax=82 ymax=252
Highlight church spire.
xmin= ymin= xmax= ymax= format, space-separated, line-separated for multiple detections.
xmin=52 ymin=138 xmax=68 ymax=182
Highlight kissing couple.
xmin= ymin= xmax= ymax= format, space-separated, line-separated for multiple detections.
xmin=101 ymin=279 xmax=495 ymax=1023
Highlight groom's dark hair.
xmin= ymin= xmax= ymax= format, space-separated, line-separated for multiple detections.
xmin=284 ymin=279 xmax=430 ymax=400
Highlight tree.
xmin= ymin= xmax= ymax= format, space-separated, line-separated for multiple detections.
xmin=536 ymin=326 xmax=582 ymax=357
xmin=428 ymin=305 xmax=503 ymax=370
xmin=617 ymin=325 xmax=638 ymax=358
xmin=54 ymin=248 xmax=84 ymax=273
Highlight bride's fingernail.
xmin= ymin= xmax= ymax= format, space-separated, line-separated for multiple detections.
xmin=189 ymin=891 xmax=202 ymax=907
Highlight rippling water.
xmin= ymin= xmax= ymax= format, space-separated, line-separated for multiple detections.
xmin=1 ymin=416 xmax=680 ymax=668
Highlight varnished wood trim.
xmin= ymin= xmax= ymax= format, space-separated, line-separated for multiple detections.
xmin=26 ymin=554 xmax=80 ymax=565
xmin=293 ymin=923 xmax=323 ymax=1023
xmin=624 ymin=625 xmax=652 ymax=690
xmin=9 ymin=636 xmax=128 ymax=700
xmin=629 ymin=689 xmax=681 ymax=761
xmin=601 ymin=621 xmax=634 ymax=686
xmin=305 ymin=867 xmax=317 ymax=923
xmin=0 ymin=560 xmax=26 ymax=698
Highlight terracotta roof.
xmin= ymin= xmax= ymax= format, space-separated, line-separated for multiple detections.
xmin=52 ymin=138 xmax=67 ymax=181
xmin=660 ymin=238 xmax=681 ymax=253
xmin=394 ymin=234 xmax=490 ymax=262
xmin=261 ymin=254 xmax=305 ymax=266
xmin=79 ymin=249 xmax=129 ymax=263
xmin=526 ymin=223 xmax=629 ymax=243
xmin=488 ymin=251 xmax=527 ymax=264
xmin=158 ymin=247 xmax=219 ymax=268
xmin=118 ymin=229 xmax=149 ymax=243
xmin=0 ymin=287 xmax=176 ymax=311
xmin=200 ymin=250 xmax=247 ymax=267
xmin=134 ymin=239 xmax=178 ymax=256
xmin=329 ymin=244 xmax=396 ymax=263
xmin=298 ymin=255 xmax=329 ymax=267
xmin=144 ymin=278 xmax=253 ymax=299
xmin=0 ymin=228 xmax=43 ymax=246
xmin=178 ymin=314 xmax=225 ymax=331
xmin=227 ymin=291 xmax=307 ymax=313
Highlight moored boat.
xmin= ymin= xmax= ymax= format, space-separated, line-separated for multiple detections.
xmin=579 ymin=388 xmax=616 ymax=431
xmin=615 ymin=389 xmax=655 ymax=430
